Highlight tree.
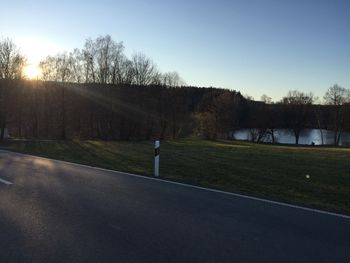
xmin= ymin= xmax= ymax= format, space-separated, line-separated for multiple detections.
xmin=80 ymin=35 xmax=130 ymax=84
xmin=0 ymin=38 xmax=26 ymax=139
xmin=68 ymin=49 xmax=84 ymax=83
xmin=313 ymin=104 xmax=325 ymax=145
xmin=246 ymin=102 xmax=270 ymax=143
xmin=38 ymin=35 xmax=184 ymax=87
xmin=117 ymin=57 xmax=134 ymax=84
xmin=244 ymin=94 xmax=254 ymax=101
xmin=281 ymin=90 xmax=315 ymax=145
xmin=261 ymin=94 xmax=272 ymax=104
xmin=39 ymin=53 xmax=74 ymax=139
xmin=39 ymin=56 xmax=56 ymax=81
xmin=39 ymin=53 xmax=72 ymax=82
xmin=0 ymin=38 xmax=26 ymax=79
xmin=323 ymin=84 xmax=350 ymax=145
xmin=161 ymin=71 xmax=185 ymax=87
xmin=195 ymin=90 xmax=243 ymax=139
xmin=56 ymin=53 xmax=72 ymax=82
xmin=131 ymin=53 xmax=159 ymax=85
xmin=324 ymin=84 xmax=348 ymax=105
xmin=93 ymin=35 xmax=125 ymax=84
xmin=82 ymin=38 xmax=97 ymax=83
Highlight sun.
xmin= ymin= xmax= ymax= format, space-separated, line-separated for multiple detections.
xmin=24 ymin=64 xmax=41 ymax=79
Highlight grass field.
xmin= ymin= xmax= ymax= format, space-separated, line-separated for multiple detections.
xmin=1 ymin=138 xmax=349 ymax=214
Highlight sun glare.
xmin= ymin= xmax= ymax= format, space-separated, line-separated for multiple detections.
xmin=24 ymin=64 xmax=41 ymax=79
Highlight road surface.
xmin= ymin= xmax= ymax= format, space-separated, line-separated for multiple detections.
xmin=0 ymin=150 xmax=349 ymax=263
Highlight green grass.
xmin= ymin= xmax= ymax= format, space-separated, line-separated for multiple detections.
xmin=1 ymin=138 xmax=350 ymax=214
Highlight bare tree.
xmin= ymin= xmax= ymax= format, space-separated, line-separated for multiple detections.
xmin=56 ymin=53 xmax=72 ymax=82
xmin=261 ymin=94 xmax=272 ymax=104
xmin=0 ymin=38 xmax=26 ymax=79
xmin=96 ymin=35 xmax=112 ymax=83
xmin=323 ymin=84 xmax=350 ymax=145
xmin=281 ymin=90 xmax=315 ymax=145
xmin=109 ymin=46 xmax=127 ymax=84
xmin=161 ymin=71 xmax=185 ymax=87
xmin=80 ymin=35 xmax=127 ymax=84
xmin=324 ymin=84 xmax=348 ymax=105
xmin=131 ymin=53 xmax=158 ymax=85
xmin=38 ymin=35 xmax=185 ymax=87
xmin=39 ymin=53 xmax=72 ymax=82
xmin=82 ymin=38 xmax=97 ymax=83
xmin=118 ymin=58 xmax=134 ymax=84
xmin=39 ymin=56 xmax=56 ymax=81
xmin=68 ymin=49 xmax=83 ymax=83
xmin=244 ymin=94 xmax=254 ymax=101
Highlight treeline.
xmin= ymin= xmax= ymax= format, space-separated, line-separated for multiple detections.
xmin=1 ymin=79 xmax=349 ymax=146
xmin=0 ymin=35 xmax=185 ymax=86
xmin=0 ymin=79 xmax=349 ymax=145
xmin=1 ymin=36 xmax=349 ymax=145
xmin=38 ymin=35 xmax=185 ymax=86
xmin=240 ymin=87 xmax=350 ymax=145
xmin=0 ymin=79 xmax=245 ymax=140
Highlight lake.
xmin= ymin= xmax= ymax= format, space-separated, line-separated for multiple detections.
xmin=232 ymin=129 xmax=350 ymax=146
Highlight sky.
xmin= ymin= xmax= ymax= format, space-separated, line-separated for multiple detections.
xmin=0 ymin=0 xmax=349 ymax=101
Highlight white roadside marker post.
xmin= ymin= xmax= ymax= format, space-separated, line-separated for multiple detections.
xmin=154 ymin=140 xmax=160 ymax=177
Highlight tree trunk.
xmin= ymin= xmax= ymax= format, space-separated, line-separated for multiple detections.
xmin=295 ymin=132 xmax=300 ymax=145
xmin=61 ymin=86 xmax=66 ymax=139
xmin=271 ymin=129 xmax=275 ymax=144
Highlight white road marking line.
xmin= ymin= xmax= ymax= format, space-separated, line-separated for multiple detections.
xmin=0 ymin=178 xmax=13 ymax=185
xmin=0 ymin=149 xmax=349 ymax=219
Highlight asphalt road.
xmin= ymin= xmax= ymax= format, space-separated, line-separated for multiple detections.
xmin=0 ymin=150 xmax=349 ymax=263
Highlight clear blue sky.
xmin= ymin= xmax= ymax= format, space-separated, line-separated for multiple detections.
xmin=1 ymin=0 xmax=349 ymax=101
